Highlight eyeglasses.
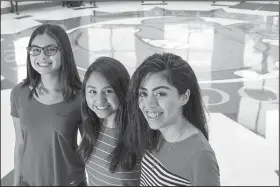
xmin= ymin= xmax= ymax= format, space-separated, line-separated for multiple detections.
xmin=26 ymin=45 xmax=60 ymax=56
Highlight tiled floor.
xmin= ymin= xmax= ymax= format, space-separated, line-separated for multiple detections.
xmin=1 ymin=1 xmax=279 ymax=186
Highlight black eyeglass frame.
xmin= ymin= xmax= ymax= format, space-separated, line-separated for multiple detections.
xmin=26 ymin=45 xmax=60 ymax=56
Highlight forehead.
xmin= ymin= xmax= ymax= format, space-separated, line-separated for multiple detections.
xmin=141 ymin=72 xmax=172 ymax=89
xmin=31 ymin=34 xmax=58 ymax=46
xmin=86 ymin=72 xmax=111 ymax=88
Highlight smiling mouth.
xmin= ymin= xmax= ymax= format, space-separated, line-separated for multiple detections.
xmin=95 ymin=105 xmax=110 ymax=110
xmin=146 ymin=111 xmax=163 ymax=120
xmin=37 ymin=62 xmax=52 ymax=67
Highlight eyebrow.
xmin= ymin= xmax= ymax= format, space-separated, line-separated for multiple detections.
xmin=139 ymin=86 xmax=171 ymax=92
xmin=86 ymin=85 xmax=112 ymax=89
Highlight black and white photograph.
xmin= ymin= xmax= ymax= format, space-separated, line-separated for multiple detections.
xmin=1 ymin=0 xmax=279 ymax=186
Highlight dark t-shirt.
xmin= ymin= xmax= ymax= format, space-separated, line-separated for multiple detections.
xmin=10 ymin=82 xmax=86 ymax=186
xmin=140 ymin=132 xmax=220 ymax=186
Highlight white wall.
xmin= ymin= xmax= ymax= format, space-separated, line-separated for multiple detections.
xmin=250 ymin=1 xmax=279 ymax=4
xmin=1 ymin=1 xmax=48 ymax=9
xmin=1 ymin=1 xmax=11 ymax=9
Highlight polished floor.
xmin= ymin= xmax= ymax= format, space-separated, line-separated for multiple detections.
xmin=1 ymin=1 xmax=279 ymax=186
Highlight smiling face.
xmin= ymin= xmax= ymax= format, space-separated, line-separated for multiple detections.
xmin=138 ymin=72 xmax=187 ymax=131
xmin=29 ymin=34 xmax=61 ymax=76
xmin=85 ymin=72 xmax=120 ymax=119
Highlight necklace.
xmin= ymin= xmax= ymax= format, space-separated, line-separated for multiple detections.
xmin=167 ymin=126 xmax=188 ymax=153
xmin=152 ymin=126 xmax=189 ymax=170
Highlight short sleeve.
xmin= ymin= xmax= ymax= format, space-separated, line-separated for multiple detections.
xmin=188 ymin=150 xmax=220 ymax=186
xmin=10 ymin=85 xmax=19 ymax=118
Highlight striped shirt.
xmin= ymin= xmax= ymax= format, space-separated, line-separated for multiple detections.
xmin=86 ymin=126 xmax=141 ymax=186
xmin=140 ymin=132 xmax=220 ymax=186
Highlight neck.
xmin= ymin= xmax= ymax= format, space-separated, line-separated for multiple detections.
xmin=160 ymin=115 xmax=190 ymax=143
xmin=40 ymin=73 xmax=61 ymax=92
xmin=102 ymin=113 xmax=116 ymax=129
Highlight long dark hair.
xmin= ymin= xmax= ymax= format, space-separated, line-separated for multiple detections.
xmin=125 ymin=53 xmax=208 ymax=156
xmin=22 ymin=24 xmax=81 ymax=100
xmin=77 ymin=56 xmax=134 ymax=172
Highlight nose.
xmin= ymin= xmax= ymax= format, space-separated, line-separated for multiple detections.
xmin=94 ymin=92 xmax=107 ymax=105
xmin=146 ymin=94 xmax=158 ymax=108
xmin=38 ymin=49 xmax=48 ymax=59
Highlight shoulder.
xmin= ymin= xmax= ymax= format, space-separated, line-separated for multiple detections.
xmin=167 ymin=132 xmax=218 ymax=166
xmin=185 ymin=133 xmax=218 ymax=166
xmin=191 ymin=149 xmax=218 ymax=167
xmin=10 ymin=82 xmax=28 ymax=98
xmin=184 ymin=135 xmax=220 ymax=186
xmin=12 ymin=81 xmax=26 ymax=91
xmin=175 ymin=132 xmax=219 ymax=168
xmin=176 ymin=132 xmax=214 ymax=156
xmin=187 ymin=149 xmax=220 ymax=186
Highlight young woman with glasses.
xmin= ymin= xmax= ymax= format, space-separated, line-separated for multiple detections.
xmin=10 ymin=24 xmax=86 ymax=186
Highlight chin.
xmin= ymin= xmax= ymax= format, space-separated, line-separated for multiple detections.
xmin=38 ymin=70 xmax=57 ymax=76
xmin=95 ymin=112 xmax=110 ymax=119
xmin=94 ymin=109 xmax=117 ymax=119
xmin=147 ymin=121 xmax=162 ymax=130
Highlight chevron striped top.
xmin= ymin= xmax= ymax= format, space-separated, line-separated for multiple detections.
xmin=140 ymin=132 xmax=220 ymax=186
xmin=86 ymin=126 xmax=141 ymax=186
